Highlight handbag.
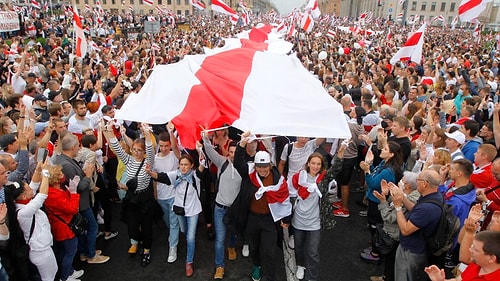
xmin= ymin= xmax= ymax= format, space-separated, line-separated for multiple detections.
xmin=373 ymin=223 xmax=397 ymax=255
xmin=49 ymin=210 xmax=88 ymax=236
xmin=126 ymin=159 xmax=145 ymax=194
xmin=173 ymin=175 xmax=199 ymax=216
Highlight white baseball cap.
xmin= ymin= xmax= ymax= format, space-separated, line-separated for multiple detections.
xmin=254 ymin=151 xmax=271 ymax=167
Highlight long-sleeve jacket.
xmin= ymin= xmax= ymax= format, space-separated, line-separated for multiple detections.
xmin=44 ymin=187 xmax=80 ymax=241
xmin=365 ymin=161 xmax=397 ymax=204
xmin=54 ymin=154 xmax=92 ymax=211
xmin=15 ymin=182 xmax=52 ymax=251
xmin=378 ymin=190 xmax=420 ymax=240
xmin=8 ymin=149 xmax=29 ymax=183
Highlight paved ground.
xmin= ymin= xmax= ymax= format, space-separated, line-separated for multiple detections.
xmin=76 ymin=177 xmax=383 ymax=281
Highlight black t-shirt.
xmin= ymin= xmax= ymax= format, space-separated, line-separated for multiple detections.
xmin=390 ymin=135 xmax=412 ymax=164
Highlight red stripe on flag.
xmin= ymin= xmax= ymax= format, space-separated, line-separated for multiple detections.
xmin=459 ymin=0 xmax=483 ymax=15
xmin=172 ymin=49 xmax=257 ymax=148
xmin=404 ymin=31 xmax=423 ymax=46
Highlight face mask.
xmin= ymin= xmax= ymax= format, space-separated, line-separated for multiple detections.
xmin=458 ymin=89 xmax=464 ymax=96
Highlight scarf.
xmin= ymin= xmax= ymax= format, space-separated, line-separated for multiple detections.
xmin=248 ymin=168 xmax=291 ymax=222
xmin=174 ymin=170 xmax=194 ymax=188
xmin=292 ymin=170 xmax=325 ymax=200
xmin=15 ymin=198 xmax=31 ymax=205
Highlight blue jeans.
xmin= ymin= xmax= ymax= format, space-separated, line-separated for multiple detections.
xmin=0 ymin=265 xmax=8 ymax=281
xmin=54 ymin=237 xmax=78 ymax=281
xmin=158 ymin=198 xmax=179 ymax=248
xmin=78 ymin=207 xmax=98 ymax=258
xmin=294 ymin=229 xmax=321 ymax=281
xmin=178 ymin=214 xmax=198 ymax=263
xmin=214 ymin=205 xmax=236 ymax=267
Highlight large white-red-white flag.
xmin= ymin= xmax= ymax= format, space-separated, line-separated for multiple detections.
xmin=73 ymin=6 xmax=87 ymax=58
xmin=305 ymin=0 xmax=321 ymax=19
xmin=211 ymin=0 xmax=236 ymax=16
xmin=191 ymin=0 xmax=205 ymax=10
xmin=115 ymin=48 xmax=351 ymax=149
xmin=390 ymin=23 xmax=426 ymax=64
xmin=451 ymin=15 xmax=459 ymax=29
xmin=458 ymin=0 xmax=492 ymax=22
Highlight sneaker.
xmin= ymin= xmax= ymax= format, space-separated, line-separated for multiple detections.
xmin=227 ymin=247 xmax=237 ymax=261
xmin=87 ymin=254 xmax=110 ymax=264
xmin=167 ymin=246 xmax=177 ymax=263
xmin=185 ymin=262 xmax=194 ymax=277
xmin=242 ymin=244 xmax=250 ymax=257
xmin=141 ymin=253 xmax=151 ymax=267
xmin=358 ymin=210 xmax=368 ymax=217
xmin=370 ymin=276 xmax=386 ymax=281
xmin=362 ymin=247 xmax=372 ymax=255
xmin=69 ymin=269 xmax=84 ymax=279
xmin=360 ymin=252 xmax=381 ymax=264
xmin=104 ymin=231 xmax=118 ymax=240
xmin=251 ymin=265 xmax=261 ymax=281
xmin=328 ymin=195 xmax=342 ymax=203
xmin=333 ymin=208 xmax=350 ymax=217
xmin=128 ymin=244 xmax=138 ymax=255
xmin=332 ymin=201 xmax=343 ymax=209
xmin=80 ymin=250 xmax=102 ymax=261
xmin=96 ymin=231 xmax=104 ymax=238
xmin=296 ymin=266 xmax=305 ymax=279
xmin=288 ymin=235 xmax=295 ymax=249
xmin=214 ymin=266 xmax=224 ymax=279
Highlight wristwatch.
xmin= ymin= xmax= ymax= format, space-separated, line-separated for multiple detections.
xmin=42 ymin=169 xmax=50 ymax=178
xmin=395 ymin=206 xmax=403 ymax=212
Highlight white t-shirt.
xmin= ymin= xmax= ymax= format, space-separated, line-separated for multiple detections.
xmin=280 ymin=139 xmax=319 ymax=184
xmin=67 ymin=115 xmax=93 ymax=134
xmin=11 ymin=74 xmax=26 ymax=95
xmin=154 ymin=152 xmax=179 ymax=200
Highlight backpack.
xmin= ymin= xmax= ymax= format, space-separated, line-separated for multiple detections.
xmin=424 ymin=198 xmax=461 ymax=256
xmin=282 ymin=142 xmax=294 ymax=178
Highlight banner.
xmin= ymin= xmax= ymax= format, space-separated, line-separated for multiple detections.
xmin=0 ymin=12 xmax=20 ymax=32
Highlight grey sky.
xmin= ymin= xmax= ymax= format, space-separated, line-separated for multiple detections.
xmin=270 ymin=0 xmax=307 ymax=14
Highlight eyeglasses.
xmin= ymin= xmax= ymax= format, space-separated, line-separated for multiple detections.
xmin=416 ymin=178 xmax=428 ymax=183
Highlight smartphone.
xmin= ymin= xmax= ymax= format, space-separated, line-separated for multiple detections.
xmin=338 ymin=74 xmax=343 ymax=81
xmin=36 ymin=148 xmax=48 ymax=163
xmin=436 ymin=97 xmax=442 ymax=107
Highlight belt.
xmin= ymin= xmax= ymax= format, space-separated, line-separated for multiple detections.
xmin=215 ymin=202 xmax=229 ymax=210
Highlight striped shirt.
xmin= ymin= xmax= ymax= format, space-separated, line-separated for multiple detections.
xmin=110 ymin=139 xmax=154 ymax=191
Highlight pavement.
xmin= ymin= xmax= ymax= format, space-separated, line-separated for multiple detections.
xmin=76 ymin=175 xmax=383 ymax=281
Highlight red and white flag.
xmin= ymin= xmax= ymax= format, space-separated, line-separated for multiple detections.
xmin=327 ymin=29 xmax=336 ymax=38
xmin=305 ymin=0 xmax=321 ymax=19
xmin=43 ymin=2 xmax=49 ymax=12
xmin=390 ymin=23 xmax=426 ymax=64
xmin=31 ymin=0 xmax=41 ymax=10
xmin=473 ymin=24 xmax=481 ymax=42
xmin=89 ymin=41 xmax=100 ymax=51
xmin=459 ymin=0 xmax=492 ymax=22
xmin=115 ymin=48 xmax=351 ymax=149
xmin=249 ymin=171 xmax=291 ymax=222
xmin=84 ymin=4 xmax=91 ymax=12
xmin=73 ymin=6 xmax=87 ymax=58
xmin=399 ymin=0 xmax=405 ymax=5
xmin=144 ymin=0 xmax=154 ymax=6
xmin=129 ymin=5 xmax=134 ymax=12
xmin=275 ymin=21 xmax=286 ymax=34
xmin=451 ymin=15 xmax=459 ymax=29
xmin=151 ymin=43 xmax=161 ymax=51
xmin=230 ymin=14 xmax=239 ymax=25
xmin=300 ymin=13 xmax=314 ymax=33
xmin=386 ymin=28 xmax=392 ymax=40
xmin=287 ymin=22 xmax=296 ymax=38
xmin=155 ymin=6 xmax=164 ymax=14
xmin=240 ymin=7 xmax=250 ymax=25
xmin=359 ymin=12 xmax=367 ymax=20
xmin=191 ymin=0 xmax=205 ymax=10
xmin=211 ymin=0 xmax=236 ymax=16
xmin=396 ymin=12 xmax=403 ymax=21
xmin=147 ymin=16 xmax=156 ymax=21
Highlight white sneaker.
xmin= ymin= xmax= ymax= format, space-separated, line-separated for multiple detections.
xmin=296 ymin=266 xmax=305 ymax=279
xmin=242 ymin=244 xmax=249 ymax=257
xmin=69 ymin=269 xmax=84 ymax=279
xmin=167 ymin=246 xmax=177 ymax=263
xmin=288 ymin=235 xmax=295 ymax=249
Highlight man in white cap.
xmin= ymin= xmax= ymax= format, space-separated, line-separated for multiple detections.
xmin=445 ymin=130 xmax=466 ymax=160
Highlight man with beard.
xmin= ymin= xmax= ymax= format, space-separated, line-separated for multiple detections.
xmin=68 ymin=100 xmax=94 ymax=136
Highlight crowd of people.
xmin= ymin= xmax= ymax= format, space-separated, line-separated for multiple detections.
xmin=0 ymin=2 xmax=499 ymax=281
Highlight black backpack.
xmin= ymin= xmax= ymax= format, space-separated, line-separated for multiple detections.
xmin=424 ymin=198 xmax=461 ymax=256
